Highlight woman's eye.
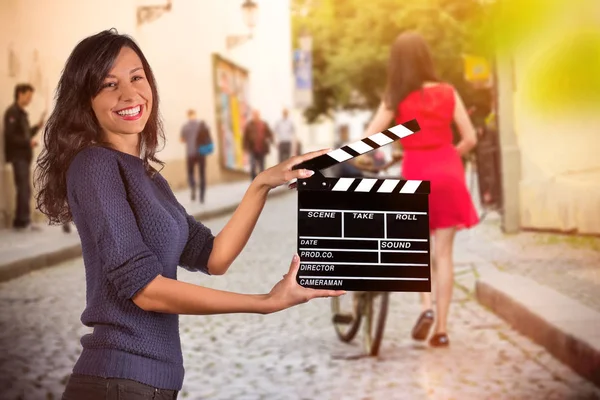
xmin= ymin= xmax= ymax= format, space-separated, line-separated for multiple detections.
xmin=132 ymin=75 xmax=144 ymax=82
xmin=102 ymin=82 xmax=116 ymax=89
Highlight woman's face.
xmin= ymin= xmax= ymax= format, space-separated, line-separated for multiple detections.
xmin=91 ymin=46 xmax=153 ymax=141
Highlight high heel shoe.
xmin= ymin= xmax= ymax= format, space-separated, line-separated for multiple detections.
xmin=429 ymin=333 xmax=450 ymax=347
xmin=411 ymin=309 xmax=434 ymax=341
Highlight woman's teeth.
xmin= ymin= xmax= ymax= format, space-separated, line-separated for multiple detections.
xmin=117 ymin=106 xmax=141 ymax=116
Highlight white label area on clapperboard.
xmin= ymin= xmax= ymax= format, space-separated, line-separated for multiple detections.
xmin=297 ymin=186 xmax=431 ymax=292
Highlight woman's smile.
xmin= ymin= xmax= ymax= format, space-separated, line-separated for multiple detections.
xmin=114 ymin=104 xmax=144 ymax=121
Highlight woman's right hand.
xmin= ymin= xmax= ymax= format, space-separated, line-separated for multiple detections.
xmin=255 ymin=148 xmax=331 ymax=191
xmin=266 ymin=254 xmax=346 ymax=313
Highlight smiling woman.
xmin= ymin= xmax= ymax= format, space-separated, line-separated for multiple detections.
xmin=35 ymin=29 xmax=164 ymax=223
xmin=32 ymin=29 xmax=343 ymax=399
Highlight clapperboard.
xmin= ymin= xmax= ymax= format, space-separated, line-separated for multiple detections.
xmin=294 ymin=119 xmax=431 ymax=292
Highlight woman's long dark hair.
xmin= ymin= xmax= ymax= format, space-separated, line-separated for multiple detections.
xmin=383 ymin=31 xmax=439 ymax=110
xmin=35 ymin=29 xmax=165 ymax=225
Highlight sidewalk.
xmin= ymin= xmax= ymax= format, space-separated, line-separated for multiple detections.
xmin=452 ymin=211 xmax=600 ymax=388
xmin=0 ymin=181 xmax=289 ymax=283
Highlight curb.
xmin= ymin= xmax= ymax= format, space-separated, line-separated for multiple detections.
xmin=475 ymin=270 xmax=600 ymax=388
xmin=0 ymin=245 xmax=84 ymax=283
xmin=0 ymin=187 xmax=291 ymax=283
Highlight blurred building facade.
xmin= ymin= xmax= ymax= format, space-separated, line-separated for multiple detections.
xmin=0 ymin=0 xmax=296 ymax=228
xmin=496 ymin=12 xmax=600 ymax=235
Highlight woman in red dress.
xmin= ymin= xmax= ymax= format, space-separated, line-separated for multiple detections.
xmin=365 ymin=32 xmax=479 ymax=347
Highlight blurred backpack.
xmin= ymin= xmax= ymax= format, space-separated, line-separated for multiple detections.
xmin=196 ymin=121 xmax=214 ymax=156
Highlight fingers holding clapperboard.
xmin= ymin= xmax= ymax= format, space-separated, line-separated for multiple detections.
xmin=269 ymin=253 xmax=346 ymax=311
xmin=260 ymin=148 xmax=331 ymax=190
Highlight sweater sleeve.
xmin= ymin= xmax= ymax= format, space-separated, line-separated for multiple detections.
xmin=67 ymin=150 xmax=164 ymax=300
xmin=178 ymin=213 xmax=215 ymax=274
xmin=153 ymin=175 xmax=214 ymax=274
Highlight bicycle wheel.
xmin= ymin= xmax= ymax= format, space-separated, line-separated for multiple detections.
xmin=331 ymin=293 xmax=363 ymax=342
xmin=362 ymin=292 xmax=390 ymax=356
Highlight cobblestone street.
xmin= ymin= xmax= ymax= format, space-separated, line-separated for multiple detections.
xmin=1 ymin=192 xmax=599 ymax=400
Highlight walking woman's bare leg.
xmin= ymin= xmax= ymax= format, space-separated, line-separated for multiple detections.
xmin=419 ymin=234 xmax=434 ymax=311
xmin=432 ymin=227 xmax=456 ymax=334
xmin=419 ymin=292 xmax=432 ymax=311
xmin=411 ymin=235 xmax=435 ymax=341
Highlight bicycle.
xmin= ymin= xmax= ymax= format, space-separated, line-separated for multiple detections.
xmin=331 ymin=291 xmax=390 ymax=356
xmin=325 ymin=151 xmax=400 ymax=357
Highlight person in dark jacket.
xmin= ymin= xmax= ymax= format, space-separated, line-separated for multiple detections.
xmin=243 ymin=109 xmax=273 ymax=180
xmin=3 ymin=83 xmax=46 ymax=231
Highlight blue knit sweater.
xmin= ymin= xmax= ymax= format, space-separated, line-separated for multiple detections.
xmin=66 ymin=146 xmax=214 ymax=390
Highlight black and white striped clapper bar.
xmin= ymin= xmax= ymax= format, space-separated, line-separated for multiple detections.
xmin=293 ymin=119 xmax=431 ymax=292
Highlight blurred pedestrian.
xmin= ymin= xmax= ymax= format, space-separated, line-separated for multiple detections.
xmin=467 ymin=84 xmax=493 ymax=137
xmin=274 ymin=108 xmax=295 ymax=163
xmin=3 ymin=83 xmax=46 ymax=232
xmin=331 ymin=125 xmax=363 ymax=178
xmin=34 ymin=29 xmax=343 ymax=399
xmin=195 ymin=114 xmax=213 ymax=204
xmin=180 ymin=109 xmax=211 ymax=203
xmin=243 ymin=109 xmax=273 ymax=180
xmin=365 ymin=31 xmax=478 ymax=347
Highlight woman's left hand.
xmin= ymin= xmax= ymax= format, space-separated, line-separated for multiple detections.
xmin=255 ymin=148 xmax=331 ymax=190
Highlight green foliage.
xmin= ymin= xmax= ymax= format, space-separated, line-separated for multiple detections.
xmin=293 ymin=0 xmax=600 ymax=121
xmin=292 ymin=0 xmax=489 ymax=122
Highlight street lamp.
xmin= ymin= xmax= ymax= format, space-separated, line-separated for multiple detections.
xmin=241 ymin=0 xmax=258 ymax=30
xmin=136 ymin=0 xmax=173 ymax=26
xmin=226 ymin=0 xmax=259 ymax=50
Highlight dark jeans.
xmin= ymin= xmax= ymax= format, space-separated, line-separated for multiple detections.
xmin=11 ymin=158 xmax=32 ymax=228
xmin=62 ymin=374 xmax=178 ymax=399
xmin=186 ymin=154 xmax=206 ymax=202
xmin=250 ymin=153 xmax=265 ymax=180
xmin=278 ymin=141 xmax=292 ymax=163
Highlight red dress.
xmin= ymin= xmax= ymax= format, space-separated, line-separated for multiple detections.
xmin=396 ymin=83 xmax=479 ymax=231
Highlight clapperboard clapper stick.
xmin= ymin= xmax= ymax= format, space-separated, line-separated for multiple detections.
xmin=292 ymin=119 xmax=431 ymax=292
